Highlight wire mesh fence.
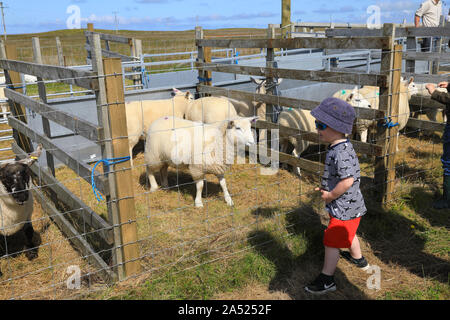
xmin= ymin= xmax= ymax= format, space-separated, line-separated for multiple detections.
xmin=0 ymin=24 xmax=448 ymax=300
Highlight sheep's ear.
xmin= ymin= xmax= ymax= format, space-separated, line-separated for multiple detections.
xmin=244 ymin=116 xmax=258 ymax=123
xmin=185 ymin=91 xmax=191 ymax=99
xmin=408 ymin=77 xmax=414 ymax=84
xmin=172 ymin=88 xmax=181 ymax=96
xmin=250 ymin=77 xmax=264 ymax=85
xmin=347 ymin=93 xmax=354 ymax=101
xmin=18 ymin=144 xmax=42 ymax=166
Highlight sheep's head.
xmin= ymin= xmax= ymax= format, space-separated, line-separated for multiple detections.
xmin=336 ymin=87 xmax=372 ymax=109
xmin=172 ymin=88 xmax=194 ymax=101
xmin=401 ymin=76 xmax=416 ymax=100
xmin=250 ymin=77 xmax=283 ymax=95
xmin=0 ymin=145 xmax=42 ymax=205
xmin=225 ymin=117 xmax=257 ymax=147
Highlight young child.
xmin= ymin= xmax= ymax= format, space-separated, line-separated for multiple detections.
xmin=426 ymin=81 xmax=450 ymax=209
xmin=304 ymin=97 xmax=368 ymax=295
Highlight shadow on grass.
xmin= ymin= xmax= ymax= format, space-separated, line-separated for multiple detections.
xmin=406 ymin=187 xmax=450 ymax=229
xmin=360 ymin=193 xmax=450 ymax=285
xmin=248 ymin=205 xmax=369 ymax=300
xmin=247 ymin=178 xmax=449 ymax=300
xmin=394 ymin=162 xmax=435 ymax=183
xmin=138 ymin=170 xmax=224 ymax=199
xmin=403 ymin=128 xmax=443 ymax=145
xmin=251 ymin=206 xmax=280 ymax=218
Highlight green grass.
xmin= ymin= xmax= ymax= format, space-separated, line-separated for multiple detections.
xmin=384 ymin=282 xmax=450 ymax=300
xmin=90 ymin=175 xmax=449 ymax=301
xmin=96 ymin=247 xmax=277 ymax=300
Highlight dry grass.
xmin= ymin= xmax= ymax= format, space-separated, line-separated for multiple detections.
xmin=0 ymin=126 xmax=448 ymax=299
xmin=0 ymin=27 xmax=448 ymax=299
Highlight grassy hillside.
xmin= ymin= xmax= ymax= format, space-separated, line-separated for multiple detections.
xmin=5 ymin=28 xmax=267 ymax=66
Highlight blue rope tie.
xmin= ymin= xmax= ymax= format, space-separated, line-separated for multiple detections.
xmin=379 ymin=117 xmax=399 ymax=129
xmin=91 ymin=156 xmax=131 ymax=202
xmin=198 ymin=76 xmax=212 ymax=83
xmin=235 ymin=51 xmax=240 ymax=64
xmin=7 ymin=85 xmax=25 ymax=90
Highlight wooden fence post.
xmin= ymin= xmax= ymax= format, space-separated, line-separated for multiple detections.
xmin=86 ymin=23 xmax=94 ymax=64
xmin=374 ymin=23 xmax=398 ymax=205
xmin=4 ymin=44 xmax=32 ymax=154
xmin=431 ymin=16 xmax=445 ymax=74
xmin=196 ymin=26 xmax=212 ymax=96
xmin=55 ymin=37 xmax=64 ymax=67
xmin=103 ymin=57 xmax=140 ymax=280
xmin=131 ymin=38 xmax=143 ymax=87
xmin=89 ymin=32 xmax=140 ymax=281
xmin=385 ymin=44 xmax=403 ymax=204
xmin=405 ymin=36 xmax=416 ymax=73
xmin=266 ymin=27 xmax=276 ymax=123
xmin=264 ymin=27 xmax=276 ymax=152
xmin=0 ymin=39 xmax=6 ymax=60
xmin=32 ymin=36 xmax=55 ymax=176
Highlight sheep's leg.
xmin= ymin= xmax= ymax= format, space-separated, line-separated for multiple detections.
xmin=146 ymin=166 xmax=160 ymax=192
xmin=129 ymin=146 xmax=134 ymax=167
xmin=23 ymin=222 xmax=38 ymax=261
xmin=160 ymin=163 xmax=169 ymax=189
xmin=292 ymin=147 xmax=301 ymax=177
xmin=194 ymin=179 xmax=204 ymax=208
xmin=279 ymin=140 xmax=289 ymax=170
xmin=1 ymin=105 xmax=6 ymax=120
xmin=396 ymin=132 xmax=400 ymax=153
xmin=217 ymin=174 xmax=234 ymax=206
xmin=360 ymin=129 xmax=368 ymax=143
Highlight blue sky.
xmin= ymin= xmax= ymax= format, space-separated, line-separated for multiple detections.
xmin=3 ymin=0 xmax=449 ymax=34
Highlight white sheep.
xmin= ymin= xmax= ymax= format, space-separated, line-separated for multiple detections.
xmin=224 ymin=77 xmax=282 ymax=120
xmin=0 ymin=144 xmax=42 ymax=276
xmin=0 ymin=88 xmax=8 ymax=120
xmin=144 ymin=116 xmax=256 ymax=207
xmin=332 ymin=87 xmax=374 ymax=143
xmin=333 ymin=78 xmax=413 ymax=143
xmin=125 ymin=88 xmax=194 ymax=166
xmin=185 ymin=96 xmax=238 ymax=124
xmin=278 ymin=107 xmax=317 ymax=176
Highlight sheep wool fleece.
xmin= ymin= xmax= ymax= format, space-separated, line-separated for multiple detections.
xmin=0 ymin=183 xmax=33 ymax=236
xmin=321 ymin=140 xmax=367 ymax=221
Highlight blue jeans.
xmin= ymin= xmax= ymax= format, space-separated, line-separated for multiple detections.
xmin=442 ymin=123 xmax=450 ymax=176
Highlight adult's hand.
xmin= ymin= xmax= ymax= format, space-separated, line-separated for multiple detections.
xmin=438 ymin=82 xmax=448 ymax=89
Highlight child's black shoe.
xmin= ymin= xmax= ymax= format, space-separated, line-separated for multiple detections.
xmin=340 ymin=251 xmax=370 ymax=270
xmin=304 ymin=273 xmax=336 ymax=295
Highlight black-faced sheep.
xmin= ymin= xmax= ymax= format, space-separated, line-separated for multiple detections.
xmin=0 ymin=144 xmax=42 ymax=277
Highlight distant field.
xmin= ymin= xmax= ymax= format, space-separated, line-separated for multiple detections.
xmin=5 ymin=28 xmax=268 ymax=66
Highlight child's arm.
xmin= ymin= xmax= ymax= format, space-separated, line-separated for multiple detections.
xmin=316 ymin=177 xmax=355 ymax=204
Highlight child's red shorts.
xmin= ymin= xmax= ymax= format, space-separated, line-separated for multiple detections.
xmin=323 ymin=215 xmax=361 ymax=248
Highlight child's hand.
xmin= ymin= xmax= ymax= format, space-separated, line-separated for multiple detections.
xmin=426 ymin=83 xmax=436 ymax=95
xmin=315 ymin=187 xmax=333 ymax=204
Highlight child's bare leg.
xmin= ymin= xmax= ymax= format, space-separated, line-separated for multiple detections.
xmin=349 ymin=235 xmax=362 ymax=259
xmin=322 ymin=246 xmax=340 ymax=276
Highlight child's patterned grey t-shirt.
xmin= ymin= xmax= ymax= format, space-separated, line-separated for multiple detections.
xmin=321 ymin=140 xmax=367 ymax=221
